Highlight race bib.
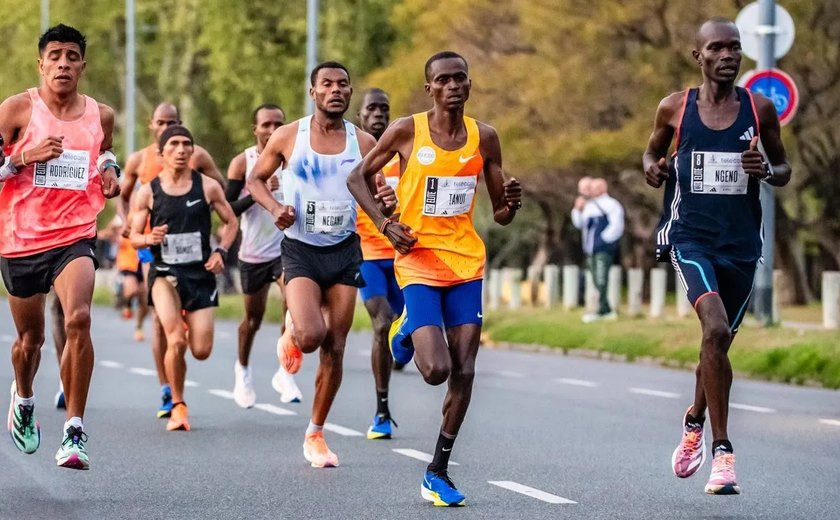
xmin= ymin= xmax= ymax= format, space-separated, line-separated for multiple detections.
xmin=33 ymin=149 xmax=90 ymax=191
xmin=161 ymin=231 xmax=203 ymax=264
xmin=690 ymin=151 xmax=748 ymax=195
xmin=304 ymin=200 xmax=354 ymax=234
xmin=423 ymin=176 xmax=477 ymax=217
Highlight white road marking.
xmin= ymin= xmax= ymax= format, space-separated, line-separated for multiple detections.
xmin=491 ymin=370 xmax=525 ymax=378
xmin=208 ymin=389 xmax=235 ymax=399
xmin=488 ymin=481 xmax=577 ymax=504
xmin=628 ymin=387 xmax=681 ymax=399
xmin=0 ymin=334 xmax=15 ymax=342
xmin=730 ymin=402 xmax=775 ymax=413
xmin=555 ymin=378 xmax=599 ymax=388
xmin=254 ymin=403 xmax=296 ymax=416
xmin=323 ymin=423 xmax=364 ymax=437
xmin=129 ymin=367 xmax=158 ymax=377
xmin=818 ymin=418 xmax=840 ymax=427
xmin=98 ymin=360 xmax=124 ymax=369
xmin=217 ymin=331 xmax=233 ymax=339
xmin=184 ymin=380 xmax=200 ymax=388
xmin=392 ymin=448 xmax=459 ymax=465
xmin=357 ymin=349 xmax=372 ymax=357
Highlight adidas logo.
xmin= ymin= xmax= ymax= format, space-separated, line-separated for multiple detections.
xmin=739 ymin=126 xmax=755 ymax=141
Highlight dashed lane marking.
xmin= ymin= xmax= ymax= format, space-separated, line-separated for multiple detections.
xmin=254 ymin=403 xmax=296 ymax=416
xmin=628 ymin=387 xmax=680 ymax=399
xmin=488 ymin=481 xmax=577 ymax=504
xmin=323 ymin=423 xmax=364 ymax=437
xmin=208 ymin=389 xmax=234 ymax=399
xmin=730 ymin=403 xmax=775 ymax=413
xmin=128 ymin=367 xmax=158 ymax=377
xmin=98 ymin=360 xmax=124 ymax=369
xmin=818 ymin=418 xmax=840 ymax=427
xmin=555 ymin=378 xmax=599 ymax=388
xmin=392 ymin=448 xmax=459 ymax=465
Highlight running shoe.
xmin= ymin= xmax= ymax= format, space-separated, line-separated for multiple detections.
xmin=7 ymin=382 xmax=40 ymax=454
xmin=166 ymin=402 xmax=190 ymax=431
xmin=55 ymin=425 xmax=89 ymax=470
xmin=121 ymin=307 xmax=133 ymax=320
xmin=421 ymin=470 xmax=466 ymax=507
xmin=705 ymin=452 xmax=740 ymax=495
xmin=393 ymin=361 xmax=406 ymax=372
xmin=55 ymin=385 xmax=66 ymax=410
xmin=134 ymin=328 xmax=145 ymax=342
xmin=277 ymin=311 xmax=303 ymax=375
xmin=366 ymin=413 xmax=397 ymax=440
xmin=303 ymin=431 xmax=339 ymax=468
xmin=272 ymin=366 xmax=302 ymax=404
xmin=388 ymin=307 xmax=414 ymax=366
xmin=157 ymin=385 xmax=173 ymax=418
xmin=672 ymin=406 xmax=706 ymax=478
xmin=233 ymin=361 xmax=256 ymax=409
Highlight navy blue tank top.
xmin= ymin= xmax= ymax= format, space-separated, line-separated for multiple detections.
xmin=655 ymin=87 xmax=762 ymax=263
xmin=150 ymin=170 xmax=212 ymax=267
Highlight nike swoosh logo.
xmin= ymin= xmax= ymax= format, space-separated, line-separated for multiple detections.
xmin=340 ymin=159 xmax=356 ymax=166
xmin=186 ymin=199 xmax=201 ymax=207
xmin=156 ymin=266 xmax=170 ymax=271
xmin=442 ymin=447 xmax=451 ymax=452
xmin=477 ymin=312 xmax=483 ymax=319
xmin=210 ymin=290 xmax=218 ymax=301
xmin=458 ymin=154 xmax=476 ymax=164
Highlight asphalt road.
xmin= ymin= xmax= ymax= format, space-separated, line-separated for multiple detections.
xmin=1 ymin=300 xmax=838 ymax=519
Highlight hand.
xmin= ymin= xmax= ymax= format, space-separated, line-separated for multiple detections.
xmin=383 ymin=221 xmax=417 ymax=255
xmin=268 ymin=174 xmax=281 ymax=192
xmin=25 ymin=136 xmax=64 ymax=164
xmin=373 ymin=173 xmax=397 ymax=211
xmin=503 ymin=177 xmax=522 ymax=210
xmin=272 ymin=204 xmax=296 ymax=230
xmin=742 ymin=136 xmax=769 ymax=179
xmin=120 ymin=223 xmax=131 ymax=239
xmin=101 ymin=169 xmax=120 ymax=199
xmin=147 ymin=224 xmax=168 ymax=246
xmin=645 ymin=157 xmax=668 ymax=188
xmin=574 ymin=196 xmax=587 ymax=211
xmin=205 ymin=252 xmax=224 ymax=274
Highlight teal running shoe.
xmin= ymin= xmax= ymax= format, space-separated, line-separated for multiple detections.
xmin=55 ymin=425 xmax=90 ymax=470
xmin=366 ymin=413 xmax=397 ymax=440
xmin=7 ymin=382 xmax=40 ymax=454
xmin=157 ymin=385 xmax=173 ymax=418
xmin=388 ymin=308 xmax=414 ymax=365
xmin=422 ymin=470 xmax=465 ymax=506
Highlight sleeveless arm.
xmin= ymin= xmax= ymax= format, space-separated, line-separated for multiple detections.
xmin=225 ymin=153 xmax=254 ymax=216
xmin=128 ymin=184 xmax=153 ymax=249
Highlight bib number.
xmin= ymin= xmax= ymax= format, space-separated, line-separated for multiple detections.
xmin=304 ymin=200 xmax=353 ymax=234
xmin=690 ymin=152 xmax=748 ymax=195
xmin=33 ymin=150 xmax=90 ymax=191
xmin=423 ymin=176 xmax=477 ymax=217
xmin=161 ymin=231 xmax=203 ymax=264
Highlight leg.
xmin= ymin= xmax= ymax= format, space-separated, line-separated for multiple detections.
xmin=135 ymin=276 xmax=149 ymax=338
xmin=9 ymin=295 xmax=47 ymax=398
xmin=284 ymin=277 xmax=327 ymax=353
xmin=366 ymin=296 xmax=395 ymax=407
xmin=440 ymin=324 xmax=482 ymax=436
xmin=185 ymin=308 xmax=215 ymax=361
xmin=592 ymin=252 xmax=612 ymax=315
xmin=122 ymin=273 xmax=138 ymax=317
xmin=151 ymin=278 xmax=188 ymax=404
xmin=143 ymin=263 xmax=168 ymax=386
xmin=49 ymin=294 xmax=66 ymax=364
xmin=52 ymin=257 xmax=96 ymax=420
xmin=238 ymin=285 xmax=270 ymax=366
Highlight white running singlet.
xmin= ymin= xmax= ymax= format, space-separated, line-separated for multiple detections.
xmin=238 ymin=146 xmax=284 ymax=263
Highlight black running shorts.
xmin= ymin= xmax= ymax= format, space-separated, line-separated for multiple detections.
xmin=147 ymin=264 xmax=219 ymax=312
xmin=281 ymin=234 xmax=365 ymax=289
xmin=239 ymin=256 xmax=283 ymax=295
xmin=1 ymin=239 xmax=98 ymax=298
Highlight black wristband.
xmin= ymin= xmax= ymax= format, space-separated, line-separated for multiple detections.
xmin=214 ymin=247 xmax=228 ymax=261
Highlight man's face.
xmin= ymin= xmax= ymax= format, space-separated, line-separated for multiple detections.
xmin=311 ymin=68 xmax=352 ymax=116
xmin=160 ymin=136 xmax=193 ymax=170
xmin=149 ymin=106 xmax=181 ymax=140
xmin=425 ymin=57 xmax=471 ymax=110
xmin=38 ymin=42 xmax=86 ymax=95
xmin=694 ymin=22 xmax=742 ymax=84
xmin=253 ymin=108 xmax=285 ymax=149
xmin=358 ymin=91 xmax=390 ymax=139
xmin=578 ymin=178 xmax=593 ymax=198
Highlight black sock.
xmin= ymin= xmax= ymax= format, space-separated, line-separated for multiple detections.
xmin=712 ymin=439 xmax=733 ymax=456
xmin=376 ymin=390 xmax=390 ymax=416
xmin=685 ymin=412 xmax=705 ymax=429
xmin=427 ymin=431 xmax=456 ymax=474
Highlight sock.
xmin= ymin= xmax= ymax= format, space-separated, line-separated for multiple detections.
xmin=427 ymin=431 xmax=456 ymax=474
xmin=306 ymin=421 xmax=323 ymax=435
xmin=712 ymin=439 xmax=733 ymax=456
xmin=64 ymin=416 xmax=83 ymax=432
xmin=376 ymin=389 xmax=390 ymax=416
xmin=161 ymin=384 xmax=171 ymax=395
xmin=685 ymin=412 xmax=705 ymax=430
xmin=14 ymin=392 xmax=34 ymax=407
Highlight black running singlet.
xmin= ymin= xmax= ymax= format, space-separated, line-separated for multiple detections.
xmin=150 ymin=170 xmax=212 ymax=266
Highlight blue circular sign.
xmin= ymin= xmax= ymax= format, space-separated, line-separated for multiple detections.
xmin=742 ymin=69 xmax=799 ymax=126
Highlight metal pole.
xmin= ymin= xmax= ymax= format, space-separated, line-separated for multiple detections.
xmin=40 ymin=0 xmax=49 ymax=33
xmin=125 ymin=0 xmax=137 ymax=156
xmin=754 ymin=0 xmax=776 ymax=325
xmin=305 ymin=0 xmax=318 ymax=115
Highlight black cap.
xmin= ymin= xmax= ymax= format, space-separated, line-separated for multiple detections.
xmin=158 ymin=125 xmax=194 ymax=152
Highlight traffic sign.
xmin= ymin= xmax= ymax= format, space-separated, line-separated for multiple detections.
xmin=736 ymin=2 xmax=795 ymax=61
xmin=740 ymin=68 xmax=799 ymax=126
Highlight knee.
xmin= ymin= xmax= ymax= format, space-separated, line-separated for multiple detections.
xmin=372 ymin=315 xmax=393 ymax=341
xmin=64 ymin=307 xmax=92 ymax=335
xmin=295 ymin=324 xmax=327 ymax=352
xmin=17 ymin=331 xmax=45 ymax=352
xmin=421 ymin=362 xmax=450 ymax=386
xmin=452 ymin=364 xmax=476 ymax=384
xmin=167 ymin=336 xmax=188 ymax=357
xmin=702 ymin=322 xmax=732 ymax=352
xmin=192 ymin=346 xmax=212 ymax=361
xmin=240 ymin=315 xmax=263 ymax=334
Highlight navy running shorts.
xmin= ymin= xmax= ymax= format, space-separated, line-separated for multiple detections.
xmin=359 ymin=259 xmax=404 ymax=315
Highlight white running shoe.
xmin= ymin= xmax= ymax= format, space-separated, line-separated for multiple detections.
xmin=233 ymin=361 xmax=256 ymax=409
xmin=272 ymin=365 xmax=302 ymax=404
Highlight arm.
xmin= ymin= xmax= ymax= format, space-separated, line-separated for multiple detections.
xmin=642 ymin=93 xmax=681 ymax=188
xmin=117 ymin=149 xmax=143 ymax=233
xmin=478 ymin=122 xmax=520 ymax=226
xmin=248 ymin=124 xmax=296 ymax=229
xmin=128 ymin=184 xmax=165 ymax=249
xmin=356 ymin=129 xmax=397 ymax=216
xmin=599 ymin=198 xmax=625 ymax=244
xmin=347 ymin=117 xmax=416 ymax=254
xmin=204 ymin=178 xmax=238 ymax=274
xmin=193 ymin=145 xmax=226 ymax=188
xmin=224 ymin=152 xmax=256 ymax=216
xmin=0 ymin=94 xmax=63 ymax=171
xmin=745 ymin=94 xmax=791 ymax=187
xmin=97 ymin=104 xmax=121 ymax=199
xmin=571 ymin=207 xmax=584 ymax=229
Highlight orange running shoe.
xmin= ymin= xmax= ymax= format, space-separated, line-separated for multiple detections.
xmin=134 ymin=328 xmax=145 ymax=342
xmin=277 ymin=311 xmax=303 ymax=374
xmin=121 ymin=307 xmax=133 ymax=320
xmin=166 ymin=403 xmax=190 ymax=431
xmin=303 ymin=431 xmax=339 ymax=468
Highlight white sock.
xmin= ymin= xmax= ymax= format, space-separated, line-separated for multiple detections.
xmin=306 ymin=421 xmax=323 ymax=435
xmin=14 ymin=392 xmax=34 ymax=407
xmin=64 ymin=416 xmax=83 ymax=431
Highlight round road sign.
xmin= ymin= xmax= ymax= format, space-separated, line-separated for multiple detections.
xmin=736 ymin=2 xmax=796 ymax=61
xmin=741 ymin=68 xmax=799 ymax=126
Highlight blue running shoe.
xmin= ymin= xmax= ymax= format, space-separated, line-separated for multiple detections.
xmin=55 ymin=389 xmax=66 ymax=410
xmin=366 ymin=413 xmax=397 ymax=440
xmin=388 ymin=308 xmax=414 ymax=366
xmin=157 ymin=385 xmax=173 ymax=418
xmin=422 ymin=470 xmax=466 ymax=506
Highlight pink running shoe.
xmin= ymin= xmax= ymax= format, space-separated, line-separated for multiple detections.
xmin=671 ymin=407 xmax=706 ymax=478
xmin=303 ymin=431 xmax=339 ymax=468
xmin=705 ymin=453 xmax=740 ymax=495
